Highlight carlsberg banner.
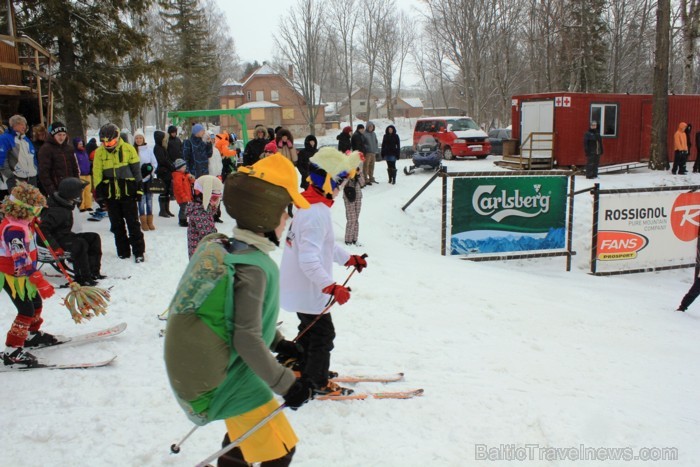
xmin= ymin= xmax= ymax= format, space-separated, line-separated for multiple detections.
xmin=450 ymin=176 xmax=568 ymax=255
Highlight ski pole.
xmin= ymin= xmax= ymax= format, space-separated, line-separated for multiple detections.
xmin=293 ymin=256 xmax=366 ymax=343
xmin=170 ymin=425 xmax=199 ymax=454
xmin=33 ymin=221 xmax=74 ymax=284
xmin=194 ymin=404 xmax=287 ymax=467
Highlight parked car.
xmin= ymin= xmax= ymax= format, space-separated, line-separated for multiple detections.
xmin=487 ymin=128 xmax=512 ymax=155
xmin=413 ymin=116 xmax=490 ymax=160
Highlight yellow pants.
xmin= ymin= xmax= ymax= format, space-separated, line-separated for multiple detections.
xmin=80 ymin=175 xmax=93 ymax=211
xmin=224 ymin=398 xmax=298 ymax=463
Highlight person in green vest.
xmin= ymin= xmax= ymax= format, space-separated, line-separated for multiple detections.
xmin=164 ymin=153 xmax=313 ymax=466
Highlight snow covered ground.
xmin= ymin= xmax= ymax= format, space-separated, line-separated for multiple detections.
xmin=2 ymin=121 xmax=699 ymax=466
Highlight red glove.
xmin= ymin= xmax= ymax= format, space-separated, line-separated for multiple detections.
xmin=29 ymin=271 xmax=55 ymax=299
xmin=55 ymin=247 xmax=65 ymax=256
xmin=322 ymin=283 xmax=351 ymax=305
xmin=345 ymin=254 xmax=368 ymax=273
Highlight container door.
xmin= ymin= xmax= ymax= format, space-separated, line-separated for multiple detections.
xmin=520 ymin=100 xmax=554 ymax=157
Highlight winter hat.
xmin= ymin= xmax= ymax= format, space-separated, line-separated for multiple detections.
xmin=264 ymin=141 xmax=278 ymax=153
xmin=308 ymin=147 xmax=362 ymax=196
xmin=342 ymin=126 xmax=352 ymax=134
xmin=174 ymin=158 xmax=187 ymax=170
xmin=49 ymin=121 xmax=67 ymax=136
xmin=72 ymin=137 xmax=84 ymax=148
xmin=224 ymin=153 xmax=310 ymax=233
xmin=1 ymin=182 xmax=47 ymax=220
xmin=133 ymin=129 xmax=146 ymax=145
xmin=356 ymin=124 xmax=365 ymax=130
xmin=192 ymin=124 xmax=205 ymax=136
xmin=167 ymin=125 xmax=178 ymax=135
xmin=194 ymin=175 xmax=224 ymax=208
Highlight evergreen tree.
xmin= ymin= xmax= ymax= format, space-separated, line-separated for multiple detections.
xmin=159 ymin=0 xmax=219 ymax=112
xmin=560 ymin=0 xmax=609 ymax=92
xmin=13 ymin=0 xmax=152 ymax=138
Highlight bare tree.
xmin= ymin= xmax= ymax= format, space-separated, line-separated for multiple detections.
xmin=359 ymin=0 xmax=393 ymax=119
xmin=328 ymin=0 xmax=359 ymax=126
xmin=679 ymin=0 xmax=700 ymax=93
xmin=275 ymin=0 xmax=329 ymax=135
xmin=650 ymin=0 xmax=671 ymax=170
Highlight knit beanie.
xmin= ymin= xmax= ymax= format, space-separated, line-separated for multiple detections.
xmin=192 ymin=124 xmax=205 ymax=136
xmin=264 ymin=141 xmax=278 ymax=153
xmin=174 ymin=158 xmax=187 ymax=170
xmin=224 ymin=153 xmax=310 ymax=233
xmin=49 ymin=121 xmax=67 ymax=136
xmin=308 ymin=147 xmax=362 ymax=196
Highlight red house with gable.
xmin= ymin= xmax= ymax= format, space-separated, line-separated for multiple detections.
xmin=511 ymin=92 xmax=700 ymax=168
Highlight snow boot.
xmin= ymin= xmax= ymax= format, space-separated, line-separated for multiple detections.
xmin=312 ymin=381 xmax=354 ymax=396
xmin=24 ymin=331 xmax=59 ymax=348
xmin=139 ymin=215 xmax=150 ymax=231
xmin=3 ymin=347 xmax=38 ymax=367
xmin=147 ymin=215 xmax=156 ymax=230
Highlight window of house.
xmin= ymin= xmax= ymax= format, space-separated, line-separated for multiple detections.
xmin=590 ymin=103 xmax=618 ymax=137
xmin=271 ymin=90 xmax=279 ymax=101
xmin=256 ymin=91 xmax=264 ymax=101
xmin=246 ymin=91 xmax=252 ymax=101
xmin=282 ymin=108 xmax=295 ymax=120
xmin=251 ymin=108 xmax=265 ymax=121
xmin=359 ymin=101 xmax=366 ymax=106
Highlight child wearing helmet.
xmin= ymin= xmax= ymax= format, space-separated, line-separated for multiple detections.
xmin=39 ymin=177 xmax=104 ymax=286
xmin=0 ymin=183 xmax=56 ymax=367
xmin=164 ymin=153 xmax=313 ymax=466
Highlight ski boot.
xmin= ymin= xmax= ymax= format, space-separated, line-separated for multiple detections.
xmin=313 ymin=381 xmax=354 ymax=396
xmin=24 ymin=331 xmax=59 ymax=348
xmin=3 ymin=347 xmax=39 ymax=367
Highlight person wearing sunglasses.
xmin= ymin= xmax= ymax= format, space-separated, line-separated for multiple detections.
xmin=92 ymin=123 xmax=146 ymax=263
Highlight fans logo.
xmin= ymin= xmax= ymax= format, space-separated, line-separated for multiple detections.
xmin=597 ymin=231 xmax=648 ymax=261
xmin=670 ymin=193 xmax=700 ymax=242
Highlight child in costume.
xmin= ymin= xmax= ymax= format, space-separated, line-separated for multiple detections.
xmin=186 ymin=175 xmax=223 ymax=258
xmin=278 ymin=147 xmax=369 ymax=396
xmin=164 ymin=153 xmax=313 ymax=466
xmin=1 ymin=182 xmax=56 ymax=367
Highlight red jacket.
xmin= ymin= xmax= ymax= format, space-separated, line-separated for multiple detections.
xmin=172 ymin=170 xmax=193 ymax=204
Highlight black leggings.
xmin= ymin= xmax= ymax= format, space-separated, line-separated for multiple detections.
xmin=3 ymin=281 xmax=42 ymax=318
xmin=296 ymin=312 xmax=335 ymax=388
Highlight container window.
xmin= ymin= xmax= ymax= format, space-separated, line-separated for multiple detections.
xmin=590 ymin=103 xmax=618 ymax=137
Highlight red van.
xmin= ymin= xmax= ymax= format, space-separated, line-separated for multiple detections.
xmin=413 ymin=116 xmax=491 ymax=159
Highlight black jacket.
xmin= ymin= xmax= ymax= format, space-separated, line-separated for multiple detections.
xmin=583 ymin=129 xmax=603 ymax=157
xmin=381 ymin=126 xmax=401 ymax=158
xmin=37 ymin=135 xmax=79 ymax=196
xmin=243 ymin=137 xmax=268 ymax=166
xmin=154 ymin=131 xmax=174 ymax=180
xmin=297 ymin=135 xmax=318 ymax=174
xmin=167 ymin=135 xmax=183 ymax=164
xmin=351 ymin=130 xmax=366 ymax=153
xmin=39 ymin=193 xmax=76 ymax=249
xmin=337 ymin=132 xmax=351 ymax=152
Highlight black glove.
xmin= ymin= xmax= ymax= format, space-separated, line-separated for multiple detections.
xmin=275 ymin=339 xmax=303 ymax=359
xmin=283 ymin=378 xmax=313 ymax=410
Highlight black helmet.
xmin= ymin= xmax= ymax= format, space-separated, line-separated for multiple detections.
xmin=99 ymin=123 xmax=120 ymax=151
xmin=58 ymin=177 xmax=89 ymax=202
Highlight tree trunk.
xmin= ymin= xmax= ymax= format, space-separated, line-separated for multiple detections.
xmin=649 ymin=0 xmax=670 ymax=170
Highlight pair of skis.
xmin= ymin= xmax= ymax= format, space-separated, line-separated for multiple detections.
xmin=0 ymin=322 xmax=126 ymax=372
xmin=317 ymin=372 xmax=424 ymax=401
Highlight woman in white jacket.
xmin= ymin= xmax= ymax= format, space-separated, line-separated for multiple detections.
xmin=134 ymin=130 xmax=158 ymax=231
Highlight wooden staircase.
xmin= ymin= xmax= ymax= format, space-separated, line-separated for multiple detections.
xmin=496 ymin=132 xmax=554 ymax=170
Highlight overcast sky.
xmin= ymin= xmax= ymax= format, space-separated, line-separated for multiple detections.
xmin=217 ymin=0 xmax=426 ymax=72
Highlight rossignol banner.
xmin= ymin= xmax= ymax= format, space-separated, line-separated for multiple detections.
xmin=450 ymin=176 xmax=568 ymax=256
xmin=593 ymin=189 xmax=700 ymax=274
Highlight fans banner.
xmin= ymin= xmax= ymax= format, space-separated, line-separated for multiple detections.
xmin=593 ymin=189 xmax=700 ymax=274
xmin=450 ymin=176 xmax=568 ymax=256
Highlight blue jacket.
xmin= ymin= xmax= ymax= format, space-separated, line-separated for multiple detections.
xmin=183 ymin=136 xmax=212 ymax=178
xmin=0 ymin=128 xmax=37 ymax=182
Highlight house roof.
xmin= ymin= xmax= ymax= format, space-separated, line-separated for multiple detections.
xmin=222 ymin=78 xmax=243 ymax=87
xmin=402 ymin=97 xmax=423 ymax=108
xmin=236 ymin=101 xmax=281 ymax=109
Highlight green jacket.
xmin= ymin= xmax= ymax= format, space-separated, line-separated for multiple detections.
xmin=164 ymin=232 xmax=295 ymax=425
xmin=92 ymin=139 xmax=142 ymax=200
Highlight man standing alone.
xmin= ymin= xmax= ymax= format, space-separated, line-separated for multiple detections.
xmin=363 ymin=121 xmax=379 ymax=185
xmin=583 ymin=121 xmax=603 ymax=179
